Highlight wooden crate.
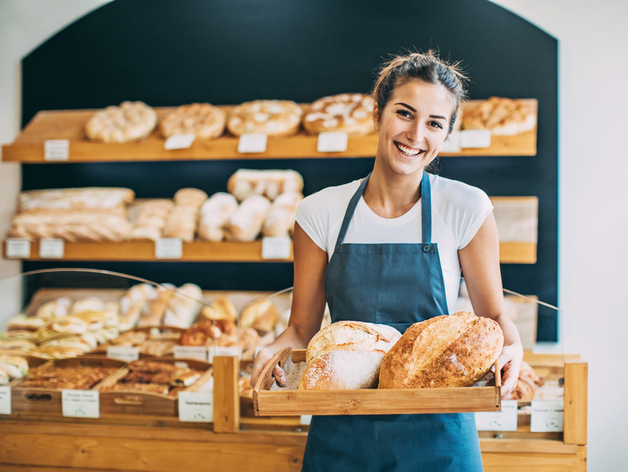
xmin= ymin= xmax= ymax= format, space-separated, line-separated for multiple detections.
xmin=253 ymin=348 xmax=501 ymax=416
xmin=98 ymin=358 xmax=213 ymax=416
xmin=10 ymin=356 xmax=126 ymax=415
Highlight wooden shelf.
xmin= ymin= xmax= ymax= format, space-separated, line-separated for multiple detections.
xmin=3 ymin=239 xmax=534 ymax=263
xmin=1 ymin=101 xmax=537 ymax=163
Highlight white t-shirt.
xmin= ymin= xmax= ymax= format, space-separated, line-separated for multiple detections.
xmin=295 ymin=174 xmax=493 ymax=314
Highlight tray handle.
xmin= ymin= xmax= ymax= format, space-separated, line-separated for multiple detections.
xmin=252 ymin=347 xmax=292 ymax=395
xmin=113 ymin=395 xmax=143 ymax=405
xmin=25 ymin=393 xmax=52 ymax=402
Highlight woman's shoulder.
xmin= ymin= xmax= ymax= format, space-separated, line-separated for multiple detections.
xmin=297 ymin=179 xmax=362 ymax=218
xmin=429 ymin=173 xmax=491 ymax=210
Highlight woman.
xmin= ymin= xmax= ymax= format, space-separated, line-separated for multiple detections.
xmin=251 ymin=51 xmax=524 ymax=471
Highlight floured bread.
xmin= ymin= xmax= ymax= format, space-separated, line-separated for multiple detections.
xmin=298 ymin=321 xmax=401 ymax=390
xmin=378 ymin=312 xmax=503 ymax=389
xmin=85 ymin=101 xmax=157 ymax=143
xmin=160 ymin=103 xmax=226 ymax=139
xmin=303 ymin=93 xmax=375 ymax=135
xmin=461 ymin=97 xmax=537 ymax=135
xmin=227 ymin=100 xmax=303 ymax=136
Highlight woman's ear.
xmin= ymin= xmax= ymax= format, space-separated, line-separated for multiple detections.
xmin=373 ymin=104 xmax=380 ymax=132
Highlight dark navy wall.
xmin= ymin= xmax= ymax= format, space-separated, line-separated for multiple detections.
xmin=20 ymin=0 xmax=558 ymax=341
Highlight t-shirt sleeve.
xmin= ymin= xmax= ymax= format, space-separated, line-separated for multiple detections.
xmin=456 ymin=186 xmax=494 ymax=249
xmin=294 ymin=191 xmax=329 ymax=252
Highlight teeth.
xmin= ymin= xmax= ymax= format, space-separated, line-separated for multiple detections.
xmin=395 ymin=142 xmax=422 ymax=157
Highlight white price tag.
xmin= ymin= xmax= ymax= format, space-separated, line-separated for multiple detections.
xmin=237 ymin=133 xmax=267 ymax=153
xmin=5 ymin=238 xmax=31 ymax=258
xmin=155 ymin=238 xmax=183 ymax=259
xmin=178 ymin=391 xmax=213 ymax=423
xmin=0 ymin=387 xmax=11 ymax=415
xmin=44 ymin=139 xmax=70 ymax=161
xmin=317 ymin=132 xmax=349 ymax=152
xmin=164 ymin=134 xmax=196 ymax=150
xmin=173 ymin=346 xmax=207 ymax=361
xmin=208 ymin=346 xmax=242 ymax=363
xmin=441 ymin=131 xmax=461 ymax=153
xmin=39 ymin=238 xmax=65 ymax=259
xmin=475 ymin=400 xmax=518 ymax=431
xmin=261 ymin=236 xmax=292 ymax=260
xmin=62 ymin=390 xmax=99 ymax=418
xmin=106 ymin=346 xmax=140 ymax=362
xmin=531 ymin=400 xmax=564 ymax=432
xmin=300 ymin=415 xmax=312 ymax=425
xmin=459 ymin=130 xmax=492 ymax=149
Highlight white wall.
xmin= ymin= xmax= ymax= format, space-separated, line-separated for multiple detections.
xmin=1 ymin=0 xmax=626 ymax=469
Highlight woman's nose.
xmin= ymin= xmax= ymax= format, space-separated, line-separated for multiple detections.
xmin=406 ymin=122 xmax=424 ymax=144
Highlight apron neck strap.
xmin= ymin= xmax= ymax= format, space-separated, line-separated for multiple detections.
xmin=334 ymin=171 xmax=433 ymax=246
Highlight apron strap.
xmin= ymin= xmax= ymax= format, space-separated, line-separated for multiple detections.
xmin=334 ymin=171 xmax=432 ymax=246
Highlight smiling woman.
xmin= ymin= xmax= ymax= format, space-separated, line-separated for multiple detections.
xmin=250 ymin=51 xmax=523 ymax=472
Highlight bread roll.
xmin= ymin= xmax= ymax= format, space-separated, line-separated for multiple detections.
xmin=162 ymin=284 xmax=203 ymax=328
xmin=223 ymin=195 xmax=271 ymax=241
xmin=227 ymin=169 xmax=304 ymax=202
xmin=197 ymin=193 xmax=238 ymax=241
xmin=378 ymin=312 xmax=504 ymax=389
xmin=239 ymin=299 xmax=279 ymax=334
xmin=262 ymin=191 xmax=303 ymax=237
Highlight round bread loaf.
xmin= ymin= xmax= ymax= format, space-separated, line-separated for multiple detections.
xmin=461 ymin=97 xmax=536 ymax=135
xmin=227 ymin=100 xmax=303 ymax=136
xmin=302 ymin=93 xmax=375 ymax=136
xmin=85 ymin=101 xmax=157 ymax=143
xmin=378 ymin=312 xmax=503 ymax=389
xmin=159 ymin=103 xmax=226 ymax=139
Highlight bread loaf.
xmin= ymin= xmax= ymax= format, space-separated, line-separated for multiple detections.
xmin=223 ymin=195 xmax=271 ymax=241
xmin=262 ymin=191 xmax=303 ymax=237
xmin=299 ymin=321 xmax=401 ymax=390
xmin=197 ymin=193 xmax=238 ymax=241
xmin=378 ymin=312 xmax=504 ymax=389
xmin=227 ymin=169 xmax=304 ymax=202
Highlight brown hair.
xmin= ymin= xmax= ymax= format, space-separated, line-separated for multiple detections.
xmin=372 ymin=51 xmax=467 ymax=134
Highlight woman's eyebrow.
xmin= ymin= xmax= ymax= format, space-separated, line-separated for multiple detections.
xmin=395 ymin=103 xmax=448 ymax=122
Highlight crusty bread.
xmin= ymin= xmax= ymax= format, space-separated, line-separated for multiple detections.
xmin=262 ymin=191 xmax=303 ymax=237
xmin=461 ymin=97 xmax=537 ymax=136
xmin=197 ymin=193 xmax=238 ymax=241
xmin=223 ymin=195 xmax=271 ymax=241
xmin=378 ymin=312 xmax=504 ymax=389
xmin=160 ymin=103 xmax=226 ymax=139
xmin=227 ymin=169 xmax=304 ymax=202
xmin=302 ymin=93 xmax=375 ymax=136
xmin=227 ymin=100 xmax=302 ymax=137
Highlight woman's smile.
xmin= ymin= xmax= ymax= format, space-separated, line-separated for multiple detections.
xmin=394 ymin=141 xmax=425 ymax=157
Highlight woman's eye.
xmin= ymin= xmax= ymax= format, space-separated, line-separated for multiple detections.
xmin=396 ymin=109 xmax=412 ymax=119
xmin=430 ymin=121 xmax=443 ymax=129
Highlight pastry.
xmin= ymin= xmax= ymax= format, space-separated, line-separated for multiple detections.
xmin=378 ymin=312 xmax=504 ymax=389
xmin=137 ymin=284 xmax=175 ymax=327
xmin=197 ymin=193 xmax=238 ymax=241
xmin=461 ymin=97 xmax=537 ymax=135
xmin=173 ymin=188 xmax=208 ymax=208
xmin=262 ymin=191 xmax=303 ymax=237
xmin=227 ymin=169 xmax=304 ymax=201
xmin=227 ymin=100 xmax=303 ymax=137
xmin=223 ymin=195 xmax=271 ymax=241
xmin=303 ymin=93 xmax=375 ymax=135
xmin=85 ymin=101 xmax=157 ymax=143
xmin=239 ymin=299 xmax=279 ymax=334
xmin=128 ymin=200 xmax=174 ymax=241
xmin=162 ymin=283 xmax=203 ymax=328
xmin=160 ymin=103 xmax=226 ymax=139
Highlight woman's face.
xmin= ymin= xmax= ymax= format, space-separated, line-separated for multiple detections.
xmin=374 ymin=80 xmax=454 ymax=177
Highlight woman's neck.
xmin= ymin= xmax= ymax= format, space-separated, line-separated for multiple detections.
xmin=363 ymin=166 xmax=424 ymax=219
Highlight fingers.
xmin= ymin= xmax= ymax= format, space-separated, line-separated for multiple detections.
xmin=273 ymin=365 xmax=287 ymax=387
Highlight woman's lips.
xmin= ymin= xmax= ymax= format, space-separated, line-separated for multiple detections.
xmin=394 ymin=141 xmax=424 ymax=157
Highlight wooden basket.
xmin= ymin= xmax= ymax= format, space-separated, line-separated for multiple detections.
xmin=98 ymin=358 xmax=213 ymax=416
xmin=10 ymin=356 xmax=126 ymax=415
xmin=253 ymin=348 xmax=501 ymax=416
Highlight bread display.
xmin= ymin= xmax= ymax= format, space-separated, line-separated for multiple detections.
xmin=227 ymin=169 xmax=304 ymax=201
xmin=128 ymin=199 xmax=174 ymax=241
xmin=197 ymin=193 xmax=238 ymax=241
xmin=223 ymin=195 xmax=271 ymax=241
xmin=159 ymin=103 xmax=226 ymax=139
xmin=137 ymin=284 xmax=176 ymax=327
xmin=0 ymin=355 xmax=29 ymax=384
xmin=303 ymin=93 xmax=375 ymax=135
xmin=19 ymin=363 xmax=118 ymax=390
xmin=299 ymin=321 xmax=401 ymax=390
xmin=461 ymin=97 xmax=537 ymax=135
xmin=239 ymin=299 xmax=279 ymax=334
xmin=227 ymin=100 xmax=303 ymax=137
xmin=85 ymin=101 xmax=158 ymax=143
xmin=262 ymin=191 xmax=303 ymax=237
xmin=162 ymin=283 xmax=203 ymax=328
xmin=378 ymin=312 xmax=503 ymax=389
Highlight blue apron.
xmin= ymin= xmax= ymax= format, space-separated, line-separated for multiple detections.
xmin=302 ymin=172 xmax=483 ymax=472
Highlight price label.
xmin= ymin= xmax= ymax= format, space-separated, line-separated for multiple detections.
xmin=155 ymin=238 xmax=183 ymax=259
xmin=208 ymin=346 xmax=242 ymax=363
xmin=531 ymin=400 xmax=564 ymax=432
xmin=62 ymin=390 xmax=99 ymax=418
xmin=475 ymin=400 xmax=518 ymax=431
xmin=107 ymin=346 xmax=140 ymax=362
xmin=0 ymin=387 xmax=11 ymax=415
xmin=173 ymin=346 xmax=207 ymax=361
xmin=5 ymin=238 xmax=31 ymax=258
xmin=44 ymin=139 xmax=70 ymax=161
xmin=39 ymin=238 xmax=65 ymax=259
xmin=317 ymin=132 xmax=349 ymax=152
xmin=300 ymin=415 xmax=312 ymax=425
xmin=178 ymin=391 xmax=213 ymax=423
xmin=261 ymin=236 xmax=292 ymax=260
xmin=441 ymin=131 xmax=461 ymax=153
xmin=459 ymin=130 xmax=492 ymax=149
xmin=164 ymin=134 xmax=196 ymax=150
xmin=237 ymin=133 xmax=267 ymax=153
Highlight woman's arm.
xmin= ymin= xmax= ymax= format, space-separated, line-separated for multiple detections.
xmin=458 ymin=211 xmax=523 ymax=397
xmin=250 ymin=222 xmax=329 ymax=387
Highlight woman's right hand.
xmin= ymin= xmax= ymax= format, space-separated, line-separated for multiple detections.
xmin=250 ymin=346 xmax=286 ymax=389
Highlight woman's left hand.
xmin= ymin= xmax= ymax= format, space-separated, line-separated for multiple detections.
xmin=498 ymin=340 xmax=524 ymax=398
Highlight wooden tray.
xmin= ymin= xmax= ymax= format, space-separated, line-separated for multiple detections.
xmin=10 ymin=356 xmax=126 ymax=415
xmin=253 ymin=348 xmax=501 ymax=416
xmin=98 ymin=358 xmax=213 ymax=416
